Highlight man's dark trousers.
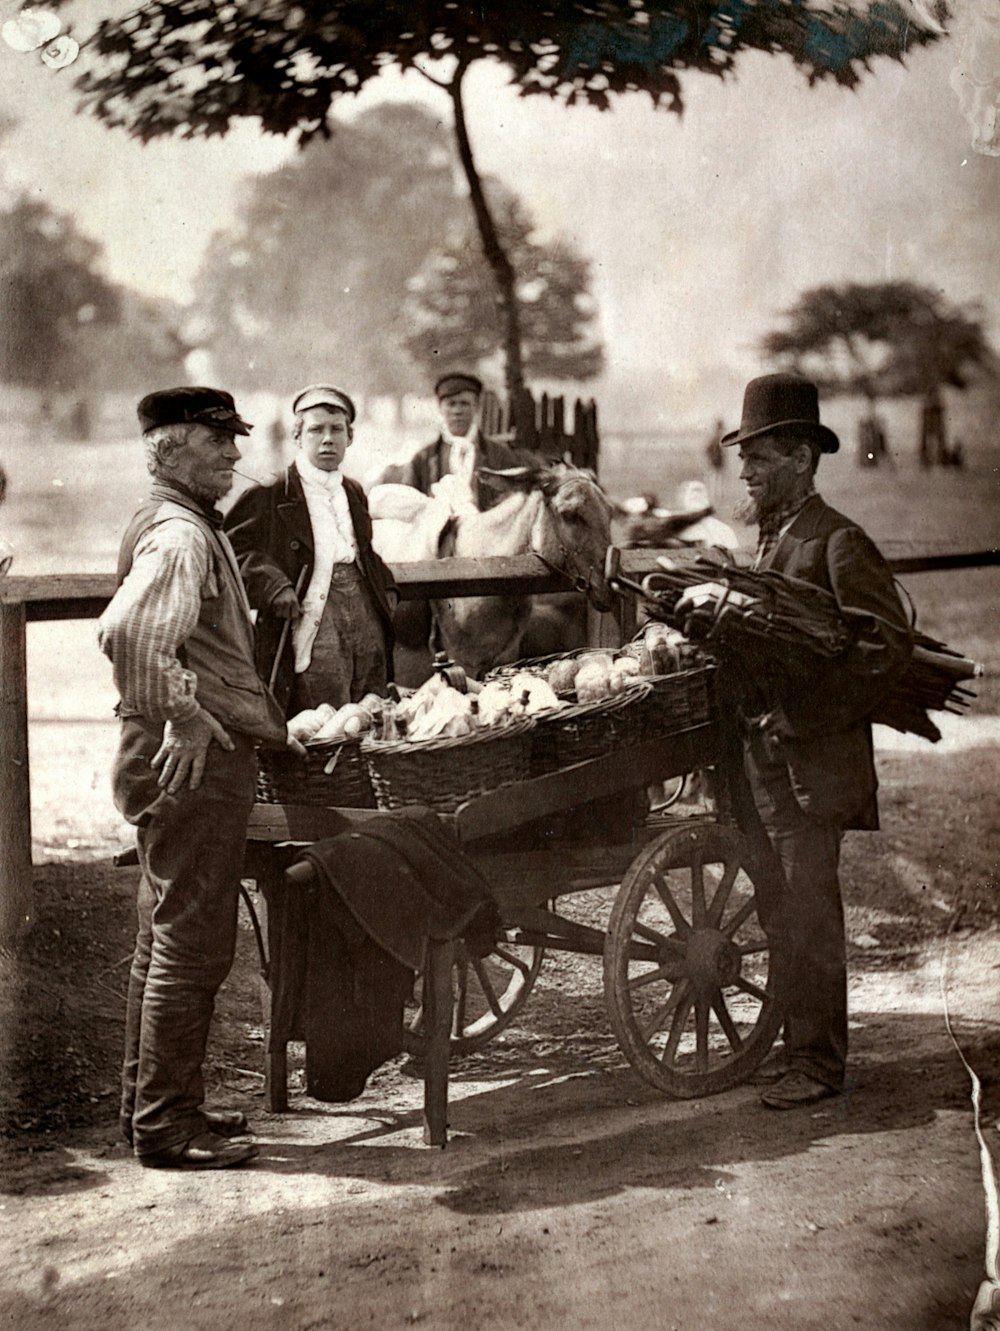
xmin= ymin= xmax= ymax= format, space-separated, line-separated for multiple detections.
xmin=745 ymin=734 xmax=848 ymax=1092
xmin=113 ymin=718 xmax=256 ymax=1157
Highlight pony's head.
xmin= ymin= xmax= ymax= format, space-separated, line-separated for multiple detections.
xmin=481 ymin=460 xmax=614 ymax=612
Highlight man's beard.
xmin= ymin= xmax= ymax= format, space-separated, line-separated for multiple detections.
xmin=734 ymin=474 xmax=794 ymax=527
xmin=733 ymin=493 xmax=762 ymax=526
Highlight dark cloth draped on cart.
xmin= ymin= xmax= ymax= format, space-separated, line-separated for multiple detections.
xmin=272 ymin=807 xmax=500 ymax=1101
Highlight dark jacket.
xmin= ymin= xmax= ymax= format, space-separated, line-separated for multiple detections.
xmin=372 ymin=432 xmax=524 ymax=511
xmin=224 ymin=464 xmax=398 ymax=713
xmin=748 ymin=493 xmax=912 ymax=829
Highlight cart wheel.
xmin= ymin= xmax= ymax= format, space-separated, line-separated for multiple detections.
xmin=403 ymin=932 xmax=545 ymax=1056
xmin=603 ymin=822 xmax=782 ymax=1098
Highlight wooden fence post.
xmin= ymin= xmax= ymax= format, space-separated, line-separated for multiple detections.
xmin=0 ymin=601 xmax=32 ymax=943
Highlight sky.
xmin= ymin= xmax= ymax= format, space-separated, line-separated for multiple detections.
xmin=0 ymin=2 xmax=997 ymax=427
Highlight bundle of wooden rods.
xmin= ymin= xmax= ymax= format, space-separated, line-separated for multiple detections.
xmin=639 ymin=554 xmax=981 ymax=742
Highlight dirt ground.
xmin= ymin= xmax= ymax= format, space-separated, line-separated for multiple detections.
xmin=2 ymin=718 xmax=999 ymax=1331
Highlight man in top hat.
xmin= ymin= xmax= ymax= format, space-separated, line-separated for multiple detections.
xmin=683 ymin=373 xmax=912 ymax=1109
xmin=225 ymin=384 xmax=398 ymax=714
xmin=99 ymin=387 xmax=296 ymax=1168
xmin=370 ymin=371 xmax=522 ymax=512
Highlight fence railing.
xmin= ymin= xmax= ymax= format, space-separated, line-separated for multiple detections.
xmin=1 ymin=547 xmax=997 ymax=944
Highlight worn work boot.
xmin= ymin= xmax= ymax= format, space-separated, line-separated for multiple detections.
xmin=139 ymin=1131 xmax=258 ymax=1170
xmin=761 ymin=1070 xmax=838 ymax=1110
xmin=748 ymin=1045 xmax=790 ymax=1086
xmin=122 ymin=1109 xmax=250 ymax=1149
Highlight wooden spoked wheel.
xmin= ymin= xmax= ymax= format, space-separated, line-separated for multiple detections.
xmin=603 ymin=822 xmax=782 ymax=1098
xmin=402 ymin=933 xmax=546 ymax=1056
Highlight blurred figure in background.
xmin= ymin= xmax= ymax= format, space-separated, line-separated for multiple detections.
xmin=615 ymin=480 xmax=739 ymax=553
xmin=856 ymin=411 xmax=891 ymax=469
xmin=705 ymin=416 xmax=725 ymax=472
xmin=370 ymin=371 xmax=521 ymax=513
xmin=672 ymin=479 xmax=740 ymax=551
xmin=367 ymin=370 xmax=522 ymax=662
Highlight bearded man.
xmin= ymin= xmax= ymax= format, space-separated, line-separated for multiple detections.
xmin=708 ymin=374 xmax=912 ymax=1108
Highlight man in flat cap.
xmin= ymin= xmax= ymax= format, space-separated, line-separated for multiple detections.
xmin=371 ymin=371 xmax=522 ymax=512
xmin=225 ymin=384 xmax=397 ymax=714
xmin=685 ymin=374 xmax=912 ymax=1109
xmin=99 ymin=387 xmax=296 ymax=1169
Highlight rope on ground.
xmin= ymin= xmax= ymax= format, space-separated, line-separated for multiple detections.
xmin=941 ymin=918 xmax=1000 ymax=1329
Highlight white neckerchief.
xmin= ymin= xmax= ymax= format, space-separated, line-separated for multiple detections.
xmin=442 ymin=423 xmax=479 ymax=506
xmin=292 ymin=457 xmax=357 ymax=673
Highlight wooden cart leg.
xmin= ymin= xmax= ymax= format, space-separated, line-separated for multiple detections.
xmin=255 ymin=860 xmax=289 ymax=1114
xmin=422 ymin=938 xmax=454 ymax=1147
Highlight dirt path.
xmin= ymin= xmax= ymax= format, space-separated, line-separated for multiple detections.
xmin=2 ymin=924 xmax=997 ymax=1331
xmin=3 ymin=716 xmax=999 ymax=1330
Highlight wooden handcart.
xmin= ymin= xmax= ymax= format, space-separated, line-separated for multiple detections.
xmin=243 ymin=703 xmax=784 ymax=1147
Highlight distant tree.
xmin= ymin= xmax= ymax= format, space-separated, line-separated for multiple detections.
xmin=80 ymin=289 xmax=190 ymax=393
xmin=405 ymin=183 xmax=603 ymax=384
xmin=76 ymin=1 xmax=940 ymax=400
xmin=762 ymin=280 xmax=996 ymax=461
xmin=0 ymin=196 xmax=120 ymax=395
xmin=190 ymin=103 xmax=456 ymax=401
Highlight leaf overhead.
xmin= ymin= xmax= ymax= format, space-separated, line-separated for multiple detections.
xmin=76 ymin=1 xmax=944 ymax=142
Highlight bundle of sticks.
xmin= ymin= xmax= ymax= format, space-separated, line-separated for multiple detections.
xmin=631 ymin=552 xmax=980 ymax=743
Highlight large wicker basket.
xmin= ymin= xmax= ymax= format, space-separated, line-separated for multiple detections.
xmin=256 ymin=736 xmax=376 ymax=809
xmin=529 ymin=680 xmax=652 ymax=776
xmin=627 ymin=663 xmax=715 ymax=741
xmin=361 ymin=716 xmax=535 ymax=814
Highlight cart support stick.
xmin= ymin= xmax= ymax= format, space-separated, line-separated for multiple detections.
xmin=422 ymin=938 xmax=455 ymax=1147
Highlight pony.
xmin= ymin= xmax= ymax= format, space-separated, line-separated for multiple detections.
xmin=370 ymin=460 xmax=614 ymax=682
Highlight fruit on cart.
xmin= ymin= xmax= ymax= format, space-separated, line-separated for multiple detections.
xmin=546 ymin=657 xmax=581 ymax=695
xmin=287 ymin=703 xmax=335 ymax=743
xmin=407 ymin=687 xmax=477 ymax=741
xmin=608 ymin=656 xmax=641 ymax=694
xmin=476 ymin=680 xmax=518 ymax=726
xmin=575 ymin=655 xmax=614 ymax=703
xmin=508 ymin=672 xmax=562 ymax=715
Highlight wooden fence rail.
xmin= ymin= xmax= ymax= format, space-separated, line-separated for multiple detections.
xmin=1 ymin=547 xmax=997 ymax=943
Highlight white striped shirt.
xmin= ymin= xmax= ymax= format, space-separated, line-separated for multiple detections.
xmin=98 ymin=518 xmax=215 ymax=722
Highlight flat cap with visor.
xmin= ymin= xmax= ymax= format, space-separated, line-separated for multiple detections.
xmin=292 ymin=384 xmax=356 ymax=423
xmin=435 ymin=372 xmax=483 ymax=400
xmin=137 ymin=386 xmax=253 ymax=436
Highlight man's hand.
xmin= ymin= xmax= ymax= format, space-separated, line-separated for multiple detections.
xmin=286 ymin=730 xmax=307 ymax=758
xmin=755 ymin=707 xmax=795 ymax=761
xmin=271 ymin=586 xmax=302 ymax=621
xmin=151 ymin=710 xmax=235 ymax=794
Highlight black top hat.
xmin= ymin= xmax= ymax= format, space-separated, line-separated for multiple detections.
xmin=137 ymin=387 xmax=253 ymax=436
xmin=722 ymin=374 xmax=839 ymax=454
xmin=435 ymin=372 xmax=483 ymax=400
xmin=291 ymin=384 xmax=356 ymax=423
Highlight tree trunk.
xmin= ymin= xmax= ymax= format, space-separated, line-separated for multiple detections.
xmin=449 ymin=65 xmax=525 ymax=399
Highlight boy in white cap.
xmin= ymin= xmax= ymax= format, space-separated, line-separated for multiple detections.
xmin=225 ymin=385 xmax=398 ymax=713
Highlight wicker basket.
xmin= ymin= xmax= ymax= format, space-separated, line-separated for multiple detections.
xmin=361 ymin=716 xmax=535 ymax=814
xmin=529 ymin=680 xmax=652 ymax=776
xmin=627 ymin=663 xmax=715 ymax=741
xmin=256 ymin=736 xmax=376 ymax=808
